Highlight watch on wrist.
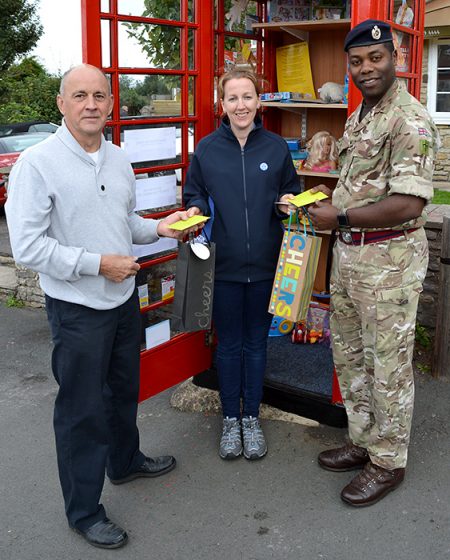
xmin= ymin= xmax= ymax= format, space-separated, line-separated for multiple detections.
xmin=337 ymin=209 xmax=350 ymax=228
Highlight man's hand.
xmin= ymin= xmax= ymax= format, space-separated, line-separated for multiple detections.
xmin=157 ymin=210 xmax=204 ymax=240
xmin=278 ymin=193 xmax=297 ymax=215
xmin=310 ymin=184 xmax=333 ymax=200
xmin=100 ymin=255 xmax=140 ymax=283
xmin=308 ymin=200 xmax=339 ymax=231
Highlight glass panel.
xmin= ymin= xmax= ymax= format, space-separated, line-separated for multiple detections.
xmin=391 ymin=0 xmax=415 ymax=29
xmin=100 ymin=0 xmax=110 ymax=12
xmin=188 ymin=28 xmax=195 ymax=70
xmin=136 ymin=261 xmax=177 ymax=306
xmin=119 ymin=21 xmax=181 ymax=69
xmin=118 ymin=0 xmax=181 ymax=20
xmin=140 ymin=301 xmax=181 ymax=351
xmin=134 ymin=170 xmax=181 ymax=214
xmin=121 ymin=123 xmax=182 ymax=169
xmin=224 ymin=0 xmax=260 ymax=33
xmin=101 ymin=19 xmax=111 ymax=68
xmin=224 ymin=36 xmax=257 ymax=71
xmin=437 ymin=69 xmax=450 ymax=93
xmin=188 ymin=0 xmax=195 ymax=22
xmin=119 ymin=74 xmax=182 ymax=118
xmin=438 ymin=43 xmax=450 ymax=68
xmin=188 ymin=76 xmax=195 ymax=115
xmin=392 ymin=30 xmax=411 ymax=73
xmin=437 ymin=94 xmax=450 ymax=112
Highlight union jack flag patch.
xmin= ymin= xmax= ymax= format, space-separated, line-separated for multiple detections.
xmin=418 ymin=128 xmax=429 ymax=136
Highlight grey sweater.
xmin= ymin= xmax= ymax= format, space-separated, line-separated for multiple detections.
xmin=5 ymin=122 xmax=160 ymax=310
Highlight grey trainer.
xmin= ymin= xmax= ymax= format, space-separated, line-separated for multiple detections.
xmin=219 ymin=417 xmax=242 ymax=460
xmin=242 ymin=416 xmax=267 ymax=460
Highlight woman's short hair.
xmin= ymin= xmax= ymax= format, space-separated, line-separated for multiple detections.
xmin=218 ymin=69 xmax=262 ymax=99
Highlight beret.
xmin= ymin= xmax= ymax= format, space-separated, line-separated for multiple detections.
xmin=344 ymin=19 xmax=393 ymax=52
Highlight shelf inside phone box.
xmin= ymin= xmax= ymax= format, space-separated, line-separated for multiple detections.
xmin=193 ymin=335 xmax=347 ymax=428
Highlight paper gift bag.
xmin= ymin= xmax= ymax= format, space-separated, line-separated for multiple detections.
xmin=268 ymin=219 xmax=322 ymax=323
xmin=172 ymin=241 xmax=215 ymax=332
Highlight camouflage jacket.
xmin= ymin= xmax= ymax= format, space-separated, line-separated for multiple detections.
xmin=333 ymin=80 xmax=439 ymax=230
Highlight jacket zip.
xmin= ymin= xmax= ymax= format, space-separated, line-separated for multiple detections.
xmin=241 ymin=146 xmax=251 ymax=282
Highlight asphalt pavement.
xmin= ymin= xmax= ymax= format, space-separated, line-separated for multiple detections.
xmin=1 ymin=303 xmax=450 ymax=560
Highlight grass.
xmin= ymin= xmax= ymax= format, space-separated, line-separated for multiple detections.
xmin=432 ymin=189 xmax=450 ymax=205
xmin=6 ymin=295 xmax=24 ymax=308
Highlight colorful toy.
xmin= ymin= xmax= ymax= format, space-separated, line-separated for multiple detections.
xmin=292 ymin=302 xmax=330 ymax=344
xmin=269 ymin=316 xmax=294 ymax=337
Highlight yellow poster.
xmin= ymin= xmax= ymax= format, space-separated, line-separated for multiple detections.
xmin=276 ymin=43 xmax=316 ymax=99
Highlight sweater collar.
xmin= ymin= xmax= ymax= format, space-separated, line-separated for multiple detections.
xmin=219 ymin=115 xmax=263 ymax=141
xmin=56 ymin=120 xmax=107 ymax=167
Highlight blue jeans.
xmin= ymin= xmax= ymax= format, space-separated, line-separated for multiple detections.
xmin=213 ymin=280 xmax=273 ymax=419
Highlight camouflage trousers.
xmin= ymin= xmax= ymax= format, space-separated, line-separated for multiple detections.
xmin=330 ymin=228 xmax=429 ymax=469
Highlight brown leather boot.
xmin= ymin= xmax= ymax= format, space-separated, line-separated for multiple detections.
xmin=318 ymin=443 xmax=369 ymax=472
xmin=341 ymin=462 xmax=405 ymax=507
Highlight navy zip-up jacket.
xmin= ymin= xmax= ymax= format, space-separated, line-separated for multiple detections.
xmin=183 ymin=117 xmax=300 ymax=283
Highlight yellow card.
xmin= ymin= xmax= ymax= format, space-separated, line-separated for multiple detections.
xmin=168 ymin=215 xmax=210 ymax=231
xmin=290 ymin=189 xmax=328 ymax=208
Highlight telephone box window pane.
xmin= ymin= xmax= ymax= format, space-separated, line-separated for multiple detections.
xmin=391 ymin=1 xmax=415 ymax=28
xmin=118 ymin=0 xmax=181 ymax=21
xmin=188 ymin=28 xmax=195 ymax=70
xmin=224 ymin=0 xmax=259 ymax=33
xmin=188 ymin=0 xmax=195 ymax=22
xmin=100 ymin=0 xmax=110 ymax=12
xmin=438 ymin=44 xmax=450 ymax=67
xmin=121 ymin=123 xmax=182 ymax=169
xmin=119 ymin=74 xmax=182 ymax=118
xmin=224 ymin=36 xmax=257 ymax=72
xmin=140 ymin=302 xmax=181 ymax=351
xmin=101 ymin=20 xmax=111 ymax=68
xmin=392 ymin=30 xmax=411 ymax=73
xmin=134 ymin=170 xmax=181 ymax=215
xmin=136 ymin=261 xmax=177 ymax=306
xmin=119 ymin=22 xmax=181 ymax=69
xmin=188 ymin=76 xmax=195 ymax=115
xmin=437 ymin=94 xmax=450 ymax=112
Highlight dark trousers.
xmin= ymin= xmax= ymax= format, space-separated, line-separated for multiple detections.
xmin=212 ymin=280 xmax=273 ymax=419
xmin=45 ymin=291 xmax=145 ymax=530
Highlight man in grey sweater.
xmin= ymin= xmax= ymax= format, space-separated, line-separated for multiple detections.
xmin=5 ymin=64 xmax=197 ymax=549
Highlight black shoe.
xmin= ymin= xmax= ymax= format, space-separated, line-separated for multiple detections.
xmin=109 ymin=455 xmax=176 ymax=485
xmin=72 ymin=518 xmax=128 ymax=549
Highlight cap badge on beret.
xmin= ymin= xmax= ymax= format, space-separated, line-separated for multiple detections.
xmin=371 ymin=25 xmax=381 ymax=40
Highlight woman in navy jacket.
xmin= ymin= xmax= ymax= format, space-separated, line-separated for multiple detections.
xmin=184 ymin=69 xmax=299 ymax=461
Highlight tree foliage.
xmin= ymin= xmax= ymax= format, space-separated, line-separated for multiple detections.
xmin=0 ymin=58 xmax=61 ymax=124
xmin=0 ymin=0 xmax=43 ymax=72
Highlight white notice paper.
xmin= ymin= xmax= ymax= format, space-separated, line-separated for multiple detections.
xmin=124 ymin=127 xmax=176 ymax=163
xmin=132 ymin=238 xmax=177 ymax=258
xmin=145 ymin=319 xmax=171 ymax=350
xmin=135 ymin=175 xmax=177 ymax=211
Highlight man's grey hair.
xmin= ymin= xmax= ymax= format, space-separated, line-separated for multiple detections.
xmin=59 ymin=64 xmax=111 ymax=96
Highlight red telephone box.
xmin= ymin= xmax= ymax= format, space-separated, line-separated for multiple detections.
xmin=81 ymin=0 xmax=426 ymax=425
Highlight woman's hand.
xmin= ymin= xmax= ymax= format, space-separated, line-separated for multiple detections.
xmin=186 ymin=206 xmax=202 ymax=218
xmin=278 ymin=193 xmax=297 ymax=215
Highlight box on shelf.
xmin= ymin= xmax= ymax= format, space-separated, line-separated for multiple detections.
xmin=311 ymin=0 xmax=347 ymax=20
xmin=284 ymin=137 xmax=301 ymax=151
xmin=290 ymin=149 xmax=308 ymax=160
xmin=260 ymin=91 xmax=313 ymax=102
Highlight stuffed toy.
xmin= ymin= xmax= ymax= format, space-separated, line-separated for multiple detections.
xmin=318 ymin=82 xmax=345 ymax=103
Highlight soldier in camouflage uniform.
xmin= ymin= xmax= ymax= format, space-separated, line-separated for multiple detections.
xmin=308 ymin=19 xmax=439 ymax=507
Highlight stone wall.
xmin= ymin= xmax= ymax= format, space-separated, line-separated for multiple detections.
xmin=421 ymin=40 xmax=450 ymax=185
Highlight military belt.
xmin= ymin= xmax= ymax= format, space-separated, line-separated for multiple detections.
xmin=338 ymin=228 xmax=419 ymax=246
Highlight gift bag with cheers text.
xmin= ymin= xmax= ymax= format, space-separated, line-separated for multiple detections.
xmin=268 ymin=214 xmax=322 ymax=322
xmin=172 ymin=240 xmax=216 ymax=332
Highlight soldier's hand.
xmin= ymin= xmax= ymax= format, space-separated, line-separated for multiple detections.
xmin=308 ymin=201 xmax=339 ymax=231
xmin=100 ymin=255 xmax=140 ymax=283
xmin=311 ymin=184 xmax=333 ymax=203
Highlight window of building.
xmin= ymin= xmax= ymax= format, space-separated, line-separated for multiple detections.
xmin=427 ymin=39 xmax=450 ymax=124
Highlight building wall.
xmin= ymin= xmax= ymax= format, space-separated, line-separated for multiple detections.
xmin=421 ymin=40 xmax=450 ymax=184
